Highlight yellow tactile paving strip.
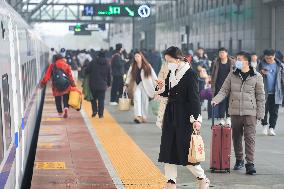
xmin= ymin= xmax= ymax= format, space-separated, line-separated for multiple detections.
xmin=82 ymin=99 xmax=166 ymax=189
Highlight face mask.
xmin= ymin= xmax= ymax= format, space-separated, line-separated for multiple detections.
xmin=251 ymin=61 xmax=257 ymax=68
xmin=167 ymin=63 xmax=178 ymax=71
xmin=235 ymin=60 xmax=243 ymax=70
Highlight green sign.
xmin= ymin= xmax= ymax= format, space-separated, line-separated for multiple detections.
xmin=83 ymin=4 xmax=151 ymax=18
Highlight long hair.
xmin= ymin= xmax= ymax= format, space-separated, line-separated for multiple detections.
xmin=131 ymin=51 xmax=152 ymax=80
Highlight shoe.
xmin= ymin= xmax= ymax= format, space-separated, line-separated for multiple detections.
xmin=58 ymin=112 xmax=63 ymax=117
xmin=141 ymin=117 xmax=147 ymax=123
xmin=197 ymin=177 xmax=210 ymax=189
xmin=262 ymin=125 xmax=268 ymax=135
xmin=99 ymin=115 xmax=104 ymax=119
xmin=226 ymin=117 xmax=231 ymax=126
xmin=233 ymin=159 xmax=244 ymax=170
xmin=92 ymin=113 xmax=97 ymax=118
xmin=163 ymin=182 xmax=176 ymax=189
xmin=63 ymin=108 xmax=68 ymax=118
xmin=109 ymin=102 xmax=118 ymax=106
xmin=220 ymin=118 xmax=225 ymax=125
xmin=134 ymin=116 xmax=142 ymax=124
xmin=268 ymin=128 xmax=276 ymax=136
xmin=245 ymin=163 xmax=256 ymax=175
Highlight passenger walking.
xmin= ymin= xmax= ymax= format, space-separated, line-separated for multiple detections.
xmin=86 ymin=50 xmax=111 ymax=118
xmin=212 ymin=51 xmax=265 ymax=175
xmin=125 ymin=51 xmax=157 ymax=123
xmin=110 ymin=43 xmax=125 ymax=105
xmin=250 ymin=53 xmax=259 ymax=70
xmin=192 ymin=47 xmax=210 ymax=73
xmin=156 ymin=47 xmax=210 ymax=189
xmin=40 ymin=54 xmax=76 ymax=118
xmin=257 ymin=49 xmax=284 ymax=136
xmin=211 ymin=47 xmax=234 ymax=125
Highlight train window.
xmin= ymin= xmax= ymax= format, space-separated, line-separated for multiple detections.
xmin=0 ymin=91 xmax=4 ymax=162
xmin=2 ymin=74 xmax=11 ymax=149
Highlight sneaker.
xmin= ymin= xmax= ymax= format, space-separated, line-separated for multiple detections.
xmin=233 ymin=159 xmax=244 ymax=170
xmin=63 ymin=108 xmax=68 ymax=118
xmin=226 ymin=117 xmax=231 ymax=126
xmin=109 ymin=102 xmax=118 ymax=106
xmin=268 ymin=128 xmax=276 ymax=136
xmin=220 ymin=118 xmax=226 ymax=125
xmin=58 ymin=112 xmax=63 ymax=117
xmin=163 ymin=182 xmax=176 ymax=189
xmin=262 ymin=125 xmax=268 ymax=135
xmin=197 ymin=177 xmax=210 ymax=189
xmin=134 ymin=116 xmax=142 ymax=124
xmin=92 ymin=113 xmax=97 ymax=118
xmin=245 ymin=163 xmax=256 ymax=175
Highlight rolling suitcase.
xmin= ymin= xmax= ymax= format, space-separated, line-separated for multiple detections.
xmin=210 ymin=108 xmax=231 ymax=173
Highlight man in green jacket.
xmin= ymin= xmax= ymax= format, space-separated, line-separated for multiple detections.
xmin=212 ymin=51 xmax=265 ymax=175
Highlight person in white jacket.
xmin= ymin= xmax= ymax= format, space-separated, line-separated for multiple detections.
xmin=125 ymin=51 xmax=157 ymax=123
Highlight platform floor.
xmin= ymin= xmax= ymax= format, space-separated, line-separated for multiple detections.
xmin=31 ymin=86 xmax=284 ymax=189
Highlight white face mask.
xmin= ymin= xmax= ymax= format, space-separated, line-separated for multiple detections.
xmin=251 ymin=61 xmax=257 ymax=68
xmin=167 ymin=63 xmax=179 ymax=71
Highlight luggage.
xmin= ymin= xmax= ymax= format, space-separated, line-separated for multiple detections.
xmin=118 ymin=91 xmax=131 ymax=111
xmin=68 ymin=87 xmax=82 ymax=111
xmin=52 ymin=62 xmax=70 ymax=91
xmin=210 ymin=107 xmax=231 ymax=173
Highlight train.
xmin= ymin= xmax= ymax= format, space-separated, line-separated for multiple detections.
xmin=0 ymin=1 xmax=49 ymax=188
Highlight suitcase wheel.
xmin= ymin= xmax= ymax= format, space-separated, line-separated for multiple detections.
xmin=226 ymin=169 xmax=230 ymax=173
xmin=211 ymin=169 xmax=215 ymax=173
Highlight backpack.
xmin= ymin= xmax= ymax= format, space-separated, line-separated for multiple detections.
xmin=52 ymin=62 xmax=70 ymax=91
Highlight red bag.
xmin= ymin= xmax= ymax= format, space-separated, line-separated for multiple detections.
xmin=210 ymin=108 xmax=231 ymax=173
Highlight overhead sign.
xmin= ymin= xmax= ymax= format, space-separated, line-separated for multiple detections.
xmin=82 ymin=4 xmax=151 ymax=18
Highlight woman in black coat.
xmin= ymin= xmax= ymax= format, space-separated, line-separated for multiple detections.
xmin=86 ymin=50 xmax=111 ymax=118
xmin=156 ymin=47 xmax=210 ymax=189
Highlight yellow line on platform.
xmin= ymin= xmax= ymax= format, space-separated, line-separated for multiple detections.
xmin=82 ymin=99 xmax=166 ymax=189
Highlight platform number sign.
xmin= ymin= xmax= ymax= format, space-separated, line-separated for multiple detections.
xmin=138 ymin=5 xmax=150 ymax=18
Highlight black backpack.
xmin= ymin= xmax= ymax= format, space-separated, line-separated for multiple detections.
xmin=52 ymin=62 xmax=70 ymax=91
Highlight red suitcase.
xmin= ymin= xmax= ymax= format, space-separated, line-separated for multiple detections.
xmin=210 ymin=108 xmax=231 ymax=173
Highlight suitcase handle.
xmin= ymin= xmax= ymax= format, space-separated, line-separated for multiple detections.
xmin=212 ymin=106 xmax=215 ymax=128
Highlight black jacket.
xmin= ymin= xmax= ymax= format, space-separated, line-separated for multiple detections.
xmin=111 ymin=52 xmax=125 ymax=76
xmin=86 ymin=57 xmax=111 ymax=91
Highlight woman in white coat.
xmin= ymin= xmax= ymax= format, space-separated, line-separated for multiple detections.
xmin=125 ymin=51 xmax=158 ymax=123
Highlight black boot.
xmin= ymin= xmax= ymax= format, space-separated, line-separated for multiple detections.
xmin=245 ymin=163 xmax=256 ymax=175
xmin=233 ymin=159 xmax=244 ymax=170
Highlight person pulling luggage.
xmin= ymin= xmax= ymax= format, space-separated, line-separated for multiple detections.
xmin=40 ymin=54 xmax=76 ymax=118
xmin=212 ymin=51 xmax=265 ymax=175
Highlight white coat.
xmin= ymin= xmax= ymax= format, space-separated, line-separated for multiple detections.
xmin=125 ymin=65 xmax=158 ymax=98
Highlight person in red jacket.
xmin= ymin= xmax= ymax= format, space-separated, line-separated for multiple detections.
xmin=40 ymin=54 xmax=76 ymax=118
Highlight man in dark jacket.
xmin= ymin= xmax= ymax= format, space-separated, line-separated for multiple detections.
xmin=86 ymin=50 xmax=111 ymax=118
xmin=110 ymin=43 xmax=125 ymax=105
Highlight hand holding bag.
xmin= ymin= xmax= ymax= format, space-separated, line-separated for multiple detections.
xmin=188 ymin=129 xmax=206 ymax=163
xmin=118 ymin=91 xmax=131 ymax=111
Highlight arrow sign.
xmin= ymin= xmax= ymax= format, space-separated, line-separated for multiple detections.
xmin=125 ymin=7 xmax=135 ymax=17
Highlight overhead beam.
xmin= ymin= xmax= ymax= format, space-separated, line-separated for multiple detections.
xmin=29 ymin=0 xmax=49 ymax=19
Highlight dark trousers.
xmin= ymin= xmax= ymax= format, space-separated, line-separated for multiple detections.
xmin=55 ymin=94 xmax=69 ymax=113
xmin=110 ymin=76 xmax=124 ymax=102
xmin=261 ymin=94 xmax=279 ymax=129
xmin=231 ymin=115 xmax=257 ymax=164
xmin=91 ymin=89 xmax=106 ymax=116
xmin=216 ymin=97 xmax=229 ymax=119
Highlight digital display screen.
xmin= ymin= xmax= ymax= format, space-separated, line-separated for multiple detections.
xmin=82 ymin=4 xmax=151 ymax=18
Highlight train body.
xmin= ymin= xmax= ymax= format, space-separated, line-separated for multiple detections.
xmin=0 ymin=1 xmax=49 ymax=188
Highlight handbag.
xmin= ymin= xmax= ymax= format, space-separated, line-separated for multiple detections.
xmin=188 ymin=129 xmax=205 ymax=163
xmin=118 ymin=91 xmax=131 ymax=111
xmin=68 ymin=87 xmax=82 ymax=111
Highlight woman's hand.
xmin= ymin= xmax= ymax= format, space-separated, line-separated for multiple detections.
xmin=156 ymin=80 xmax=164 ymax=90
xmin=193 ymin=121 xmax=201 ymax=131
